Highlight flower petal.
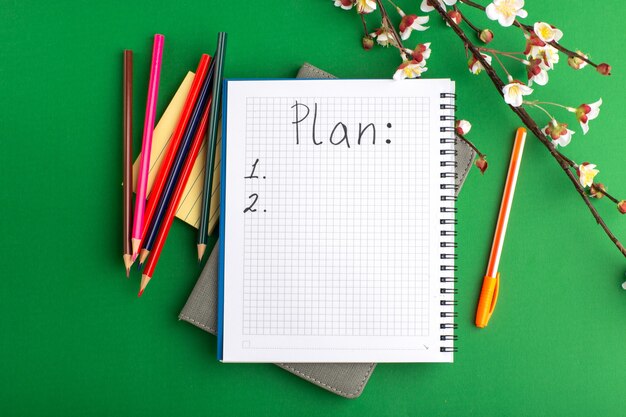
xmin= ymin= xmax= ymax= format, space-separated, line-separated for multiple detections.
xmin=581 ymin=121 xmax=589 ymax=135
xmin=420 ymin=0 xmax=434 ymax=12
xmin=485 ymin=3 xmax=499 ymax=20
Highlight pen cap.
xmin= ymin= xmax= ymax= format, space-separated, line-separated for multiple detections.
xmin=475 ymin=272 xmax=500 ymax=328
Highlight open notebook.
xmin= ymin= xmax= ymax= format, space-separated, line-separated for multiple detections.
xmin=218 ymin=79 xmax=457 ymax=363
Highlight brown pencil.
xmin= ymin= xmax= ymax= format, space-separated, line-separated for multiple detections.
xmin=123 ymin=50 xmax=133 ymax=276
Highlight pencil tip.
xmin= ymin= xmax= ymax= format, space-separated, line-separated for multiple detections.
xmin=139 ymin=249 xmax=149 ymax=265
xmin=138 ymin=289 xmax=144 ymax=297
xmin=197 ymin=244 xmax=206 ymax=262
xmin=139 ymin=274 xmax=150 ymax=296
xmin=123 ymin=254 xmax=133 ymax=275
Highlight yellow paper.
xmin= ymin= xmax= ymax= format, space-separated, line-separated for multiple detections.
xmin=132 ymin=71 xmax=221 ymax=234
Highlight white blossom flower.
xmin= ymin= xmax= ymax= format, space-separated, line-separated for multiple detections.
xmin=455 ymin=120 xmax=472 ymax=135
xmin=333 ymin=0 xmax=353 ymax=10
xmin=399 ymin=13 xmax=429 ymax=40
xmin=486 ymin=0 xmax=528 ymax=27
xmin=370 ymin=27 xmax=396 ymax=47
xmin=502 ymin=77 xmax=533 ymax=107
xmin=468 ymin=53 xmax=492 ymax=74
xmin=533 ymin=22 xmax=563 ymax=43
xmin=573 ymin=99 xmax=602 ymax=134
xmin=420 ymin=0 xmax=457 ymax=13
xmin=393 ymin=59 xmax=428 ymax=80
xmin=537 ymin=45 xmax=559 ymax=70
xmin=543 ymin=120 xmax=575 ymax=148
xmin=405 ymin=42 xmax=431 ymax=62
xmin=526 ymin=59 xmax=549 ymax=86
xmin=578 ymin=163 xmax=599 ymax=188
xmin=356 ymin=0 xmax=376 ymax=14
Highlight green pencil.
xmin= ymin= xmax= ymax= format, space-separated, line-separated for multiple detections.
xmin=197 ymin=32 xmax=227 ymax=261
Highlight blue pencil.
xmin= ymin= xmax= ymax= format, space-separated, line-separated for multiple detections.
xmin=138 ymin=57 xmax=216 ymax=265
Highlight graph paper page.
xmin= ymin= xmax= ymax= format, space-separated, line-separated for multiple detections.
xmin=220 ymin=79 xmax=455 ymax=363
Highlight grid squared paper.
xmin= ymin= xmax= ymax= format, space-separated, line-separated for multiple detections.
xmin=222 ymin=79 xmax=455 ymax=363
xmin=242 ymin=97 xmax=430 ymax=338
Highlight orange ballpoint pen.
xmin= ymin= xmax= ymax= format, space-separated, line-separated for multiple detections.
xmin=475 ymin=127 xmax=527 ymax=328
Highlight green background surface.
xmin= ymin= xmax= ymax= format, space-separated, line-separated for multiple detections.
xmin=1 ymin=0 xmax=625 ymax=415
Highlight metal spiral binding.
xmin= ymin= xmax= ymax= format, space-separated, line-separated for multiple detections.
xmin=439 ymin=91 xmax=457 ymax=354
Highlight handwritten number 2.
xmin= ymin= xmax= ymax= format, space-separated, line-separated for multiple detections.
xmin=244 ymin=193 xmax=259 ymax=213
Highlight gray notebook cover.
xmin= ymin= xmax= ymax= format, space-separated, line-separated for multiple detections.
xmin=179 ymin=63 xmax=474 ymax=398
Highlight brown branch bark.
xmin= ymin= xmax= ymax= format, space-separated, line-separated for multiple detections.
xmin=455 ymin=5 xmax=481 ymax=35
xmin=428 ymin=0 xmax=626 ymax=257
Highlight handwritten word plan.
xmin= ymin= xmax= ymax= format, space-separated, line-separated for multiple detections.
xmin=219 ymin=79 xmax=456 ymax=363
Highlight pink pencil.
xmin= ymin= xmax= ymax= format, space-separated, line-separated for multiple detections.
xmin=132 ymin=34 xmax=165 ymax=257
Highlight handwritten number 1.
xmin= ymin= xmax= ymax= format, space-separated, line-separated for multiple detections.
xmin=245 ymin=159 xmax=259 ymax=179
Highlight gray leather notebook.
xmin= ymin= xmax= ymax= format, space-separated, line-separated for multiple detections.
xmin=179 ymin=63 xmax=474 ymax=398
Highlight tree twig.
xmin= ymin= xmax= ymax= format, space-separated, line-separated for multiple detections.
xmin=360 ymin=13 xmax=369 ymax=36
xmin=375 ymin=0 xmax=405 ymax=51
xmin=458 ymin=0 xmax=599 ymax=68
xmin=454 ymin=5 xmax=481 ymax=34
xmin=428 ymin=0 xmax=626 ymax=257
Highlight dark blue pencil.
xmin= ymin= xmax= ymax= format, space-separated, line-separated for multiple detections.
xmin=138 ymin=57 xmax=216 ymax=265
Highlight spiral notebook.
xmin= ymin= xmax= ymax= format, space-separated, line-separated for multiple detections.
xmin=218 ymin=79 xmax=456 ymax=363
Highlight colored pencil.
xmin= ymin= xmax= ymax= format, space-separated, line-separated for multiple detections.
xmin=138 ymin=54 xmax=211 ymax=255
xmin=123 ymin=50 xmax=133 ymax=276
xmin=139 ymin=56 xmax=215 ymax=265
xmin=197 ymin=32 xmax=227 ymax=261
xmin=132 ymin=34 xmax=164 ymax=257
xmin=140 ymin=98 xmax=213 ymax=296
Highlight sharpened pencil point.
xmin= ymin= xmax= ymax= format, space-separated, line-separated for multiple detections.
xmin=138 ymin=289 xmax=144 ymax=297
xmin=139 ymin=249 xmax=150 ymax=265
xmin=123 ymin=254 xmax=133 ymax=277
xmin=139 ymin=274 xmax=150 ymax=296
xmin=197 ymin=244 xmax=206 ymax=262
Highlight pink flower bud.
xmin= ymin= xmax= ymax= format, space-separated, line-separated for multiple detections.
xmin=362 ymin=35 xmax=374 ymax=50
xmin=475 ymin=155 xmax=488 ymax=174
xmin=567 ymin=51 xmax=587 ymax=70
xmin=455 ymin=119 xmax=471 ymax=135
xmin=617 ymin=200 xmax=626 ymax=214
xmin=596 ymin=63 xmax=611 ymax=76
xmin=589 ymin=183 xmax=606 ymax=199
xmin=479 ymin=29 xmax=494 ymax=44
xmin=447 ymin=10 xmax=462 ymax=25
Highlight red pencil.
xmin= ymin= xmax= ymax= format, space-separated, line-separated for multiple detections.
xmin=138 ymin=54 xmax=210 ymax=251
xmin=139 ymin=98 xmax=212 ymax=296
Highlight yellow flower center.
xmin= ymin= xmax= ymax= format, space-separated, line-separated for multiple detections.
xmin=495 ymin=0 xmax=517 ymax=18
xmin=538 ymin=25 xmax=552 ymax=39
xmin=508 ymin=84 xmax=520 ymax=96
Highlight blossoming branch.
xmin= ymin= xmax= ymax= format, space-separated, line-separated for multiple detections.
xmin=332 ymin=0 xmax=626 ymax=260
